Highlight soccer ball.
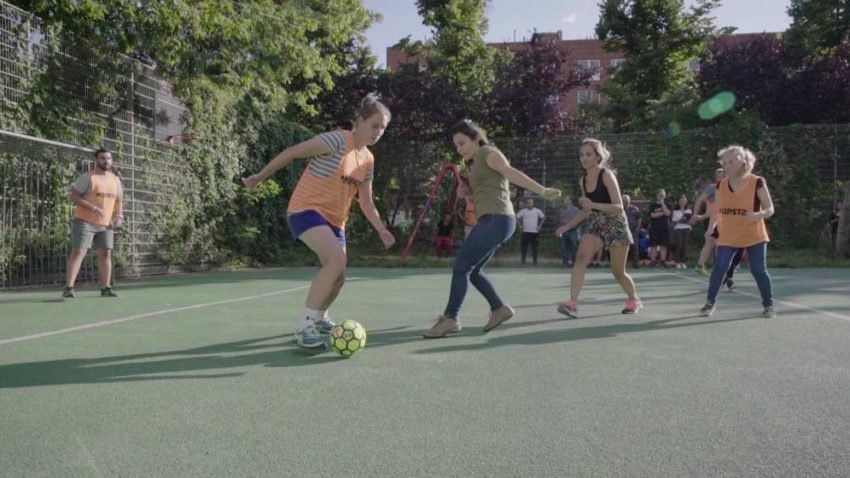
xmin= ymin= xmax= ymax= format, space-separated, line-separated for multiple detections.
xmin=329 ymin=320 xmax=367 ymax=358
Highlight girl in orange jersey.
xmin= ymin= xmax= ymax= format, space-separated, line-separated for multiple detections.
xmin=700 ymin=145 xmax=776 ymax=318
xmin=242 ymin=95 xmax=395 ymax=350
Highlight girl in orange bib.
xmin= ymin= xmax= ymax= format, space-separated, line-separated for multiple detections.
xmin=242 ymin=95 xmax=395 ymax=350
xmin=700 ymin=145 xmax=776 ymax=318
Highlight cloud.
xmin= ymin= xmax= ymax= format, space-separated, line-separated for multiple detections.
xmin=562 ymin=13 xmax=578 ymax=24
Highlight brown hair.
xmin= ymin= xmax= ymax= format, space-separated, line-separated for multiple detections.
xmin=356 ymin=93 xmax=391 ymax=123
xmin=451 ymin=119 xmax=489 ymax=146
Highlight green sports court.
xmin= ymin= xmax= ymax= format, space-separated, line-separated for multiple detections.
xmin=3 ymin=0 xmax=850 ymax=476
xmin=2 ymin=267 xmax=849 ymax=476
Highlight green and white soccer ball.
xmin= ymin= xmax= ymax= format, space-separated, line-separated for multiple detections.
xmin=330 ymin=320 xmax=367 ymax=357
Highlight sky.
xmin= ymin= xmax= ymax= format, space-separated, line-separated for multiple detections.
xmin=361 ymin=0 xmax=793 ymax=67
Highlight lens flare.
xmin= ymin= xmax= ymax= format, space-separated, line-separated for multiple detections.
xmin=698 ymin=91 xmax=736 ymax=120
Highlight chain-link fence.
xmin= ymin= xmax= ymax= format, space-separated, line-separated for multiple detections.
xmin=374 ymin=125 xmax=850 ymax=251
xmin=0 ymin=0 xmax=188 ymax=288
xmin=2 ymin=0 xmax=848 ymax=287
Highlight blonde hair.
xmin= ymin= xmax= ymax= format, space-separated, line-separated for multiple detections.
xmin=718 ymin=145 xmax=757 ymax=174
xmin=581 ymin=138 xmax=612 ymax=169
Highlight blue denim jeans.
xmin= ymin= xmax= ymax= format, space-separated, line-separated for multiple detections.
xmin=560 ymin=229 xmax=578 ymax=265
xmin=444 ymin=214 xmax=516 ymax=318
xmin=707 ymin=242 xmax=774 ymax=307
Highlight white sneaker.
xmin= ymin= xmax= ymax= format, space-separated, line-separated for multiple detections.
xmin=295 ymin=325 xmax=326 ymax=349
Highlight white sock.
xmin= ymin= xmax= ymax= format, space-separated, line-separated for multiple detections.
xmin=299 ymin=308 xmax=320 ymax=331
xmin=318 ymin=309 xmax=328 ymax=321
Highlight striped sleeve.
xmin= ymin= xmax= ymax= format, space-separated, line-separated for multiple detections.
xmin=308 ymin=131 xmax=347 ymax=178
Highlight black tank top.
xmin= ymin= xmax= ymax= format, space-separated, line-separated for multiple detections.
xmin=583 ymin=169 xmax=612 ymax=204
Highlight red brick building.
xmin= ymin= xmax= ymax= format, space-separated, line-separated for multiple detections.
xmin=386 ymin=31 xmax=777 ymax=114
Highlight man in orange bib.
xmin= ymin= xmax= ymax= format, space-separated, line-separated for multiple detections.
xmin=63 ymin=149 xmax=123 ymax=298
xmin=700 ymin=146 xmax=776 ymax=318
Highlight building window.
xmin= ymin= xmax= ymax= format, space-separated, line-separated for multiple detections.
xmin=577 ymin=90 xmax=600 ymax=105
xmin=577 ymin=59 xmax=601 ymax=81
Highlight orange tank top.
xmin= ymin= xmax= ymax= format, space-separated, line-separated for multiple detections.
xmin=74 ymin=171 xmax=121 ymax=226
xmin=715 ymin=175 xmax=769 ymax=247
xmin=287 ymin=130 xmax=374 ymax=229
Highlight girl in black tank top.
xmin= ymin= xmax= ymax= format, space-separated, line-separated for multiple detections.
xmin=555 ymin=138 xmax=641 ymax=319
xmin=583 ymin=169 xmax=612 ymax=204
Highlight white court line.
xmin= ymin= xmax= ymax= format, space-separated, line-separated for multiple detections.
xmin=671 ymin=272 xmax=850 ymax=322
xmin=0 ymin=283 xmax=319 ymax=346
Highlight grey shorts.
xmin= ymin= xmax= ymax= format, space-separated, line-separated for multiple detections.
xmin=71 ymin=218 xmax=114 ymax=250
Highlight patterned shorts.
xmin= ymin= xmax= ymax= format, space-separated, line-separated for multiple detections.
xmin=583 ymin=211 xmax=633 ymax=247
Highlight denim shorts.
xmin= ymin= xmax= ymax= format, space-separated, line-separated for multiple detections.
xmin=287 ymin=210 xmax=346 ymax=248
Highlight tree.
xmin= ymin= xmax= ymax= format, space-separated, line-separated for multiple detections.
xmin=785 ymin=0 xmax=850 ymax=54
xmin=487 ymin=38 xmax=592 ymax=137
xmin=378 ymin=0 xmax=497 ymax=142
xmin=595 ymin=0 xmax=721 ymax=131
xmin=794 ymin=43 xmax=850 ymax=124
xmin=306 ymin=40 xmax=381 ymax=131
xmin=14 ymin=0 xmax=378 ymax=115
xmin=698 ymin=35 xmax=798 ymax=126
xmin=416 ymin=0 xmax=496 ymax=96
xmin=698 ymin=36 xmax=850 ymax=126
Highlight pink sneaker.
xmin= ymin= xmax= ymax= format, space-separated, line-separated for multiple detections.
xmin=622 ymin=299 xmax=643 ymax=314
xmin=556 ymin=300 xmax=578 ymax=318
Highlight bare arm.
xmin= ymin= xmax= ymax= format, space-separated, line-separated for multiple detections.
xmin=243 ymin=136 xmax=331 ymax=187
xmin=112 ymin=196 xmax=123 ymax=227
xmin=751 ymin=184 xmax=775 ymax=220
xmin=485 ymin=151 xmax=559 ymax=199
xmin=559 ymin=208 xmax=591 ymax=234
xmin=358 ymin=180 xmax=396 ymax=248
xmin=112 ymin=179 xmax=124 ymax=225
xmin=69 ymin=189 xmax=98 ymax=213
xmin=650 ymin=205 xmax=667 ymax=218
xmin=358 ymin=180 xmax=387 ymax=232
xmin=690 ymin=193 xmax=709 ymax=223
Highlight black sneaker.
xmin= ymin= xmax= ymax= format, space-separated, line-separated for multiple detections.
xmin=699 ymin=302 xmax=715 ymax=317
xmin=101 ymin=287 xmax=119 ymax=298
xmin=62 ymin=287 xmax=76 ymax=298
xmin=725 ymin=279 xmax=735 ymax=291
